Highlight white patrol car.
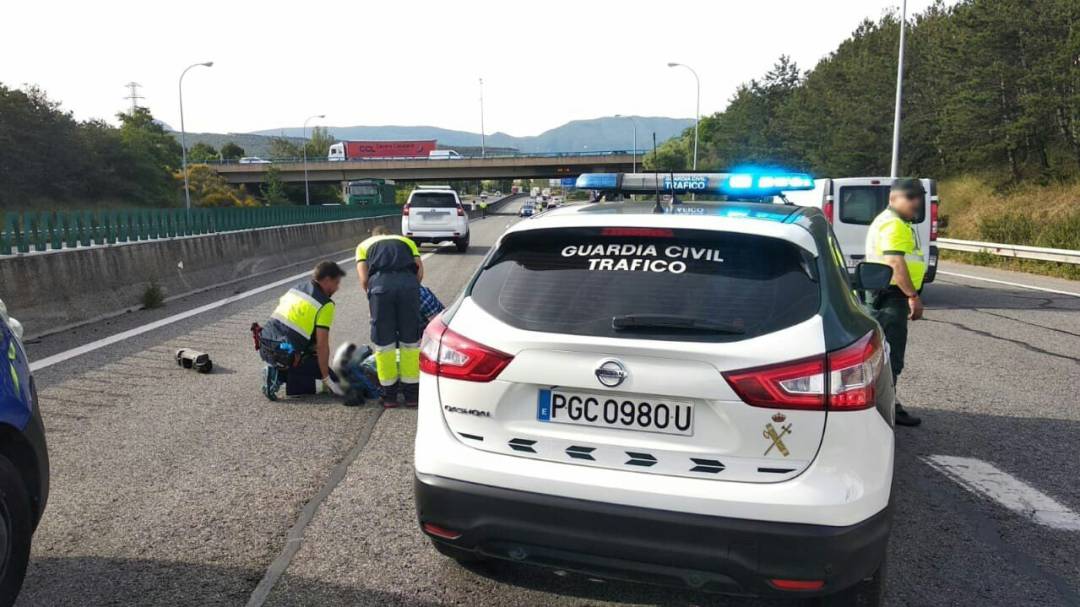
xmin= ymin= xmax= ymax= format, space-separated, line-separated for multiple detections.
xmin=402 ymin=185 xmax=470 ymax=253
xmin=414 ymin=171 xmax=896 ymax=605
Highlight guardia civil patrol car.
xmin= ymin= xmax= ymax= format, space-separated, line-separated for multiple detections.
xmin=414 ymin=171 xmax=896 ymax=605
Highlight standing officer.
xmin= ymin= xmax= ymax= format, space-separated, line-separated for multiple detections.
xmin=356 ymin=225 xmax=424 ymax=408
xmin=865 ymin=178 xmax=926 ymax=427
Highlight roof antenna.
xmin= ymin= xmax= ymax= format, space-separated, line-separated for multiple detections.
xmin=670 ymin=167 xmax=681 ymax=205
xmin=652 ymin=133 xmax=664 ymax=214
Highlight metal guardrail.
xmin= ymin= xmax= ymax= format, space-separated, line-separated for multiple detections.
xmin=0 ymin=205 xmax=399 ymax=256
xmin=937 ymin=237 xmax=1080 ymax=264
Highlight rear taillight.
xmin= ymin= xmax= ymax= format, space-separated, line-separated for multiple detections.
xmin=457 ymin=206 xmax=465 ymax=216
xmin=402 ymin=204 xmax=411 ymax=216
xmin=930 ymin=196 xmax=939 ymax=241
xmin=822 ymin=195 xmax=834 ymax=224
xmin=419 ymin=316 xmax=513 ymax=382
xmin=769 ymin=579 xmax=825 ymax=592
xmin=722 ymin=330 xmax=883 ymax=411
xmin=422 ymin=522 xmax=462 ymax=540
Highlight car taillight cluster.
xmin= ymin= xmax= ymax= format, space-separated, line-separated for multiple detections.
xmin=419 ymin=316 xmax=513 ymax=382
xmin=457 ymin=206 xmax=465 ymax=216
xmin=722 ymin=331 xmax=884 ymax=411
xmin=822 ymin=195 xmax=834 ymax=224
xmin=402 ymin=204 xmax=411 ymax=216
xmin=930 ymin=196 xmax=939 ymax=241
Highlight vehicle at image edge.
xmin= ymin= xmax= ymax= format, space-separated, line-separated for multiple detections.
xmin=343 ymin=179 xmax=397 ymax=206
xmin=779 ymin=177 xmax=938 ymax=286
xmin=238 ymin=156 xmax=271 ymax=164
xmin=0 ymin=298 xmax=49 ymax=606
xmin=428 ymin=150 xmax=464 ymax=161
xmin=402 ymin=186 xmax=470 ymax=253
xmin=328 ymin=140 xmax=437 ymax=161
xmin=414 ymin=171 xmax=896 ymax=605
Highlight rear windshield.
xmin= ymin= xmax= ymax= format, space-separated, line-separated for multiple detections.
xmin=410 ymin=192 xmax=458 ymax=208
xmin=470 ymin=227 xmax=820 ymax=342
xmin=838 ymin=185 xmax=924 ymax=225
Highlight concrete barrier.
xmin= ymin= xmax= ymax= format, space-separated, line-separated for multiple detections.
xmin=0 ymin=214 xmax=399 ymax=338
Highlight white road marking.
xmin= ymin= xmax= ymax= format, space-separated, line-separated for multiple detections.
xmin=30 ymin=244 xmax=456 ymax=372
xmin=924 ymin=455 xmax=1080 ymax=531
xmin=938 ymin=270 xmax=1080 ymax=298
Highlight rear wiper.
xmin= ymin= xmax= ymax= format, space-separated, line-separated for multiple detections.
xmin=611 ymin=314 xmax=745 ymax=335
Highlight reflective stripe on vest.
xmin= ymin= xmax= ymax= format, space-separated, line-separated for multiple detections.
xmin=269 ymin=282 xmax=330 ymax=344
xmin=865 ymin=208 xmax=927 ymax=290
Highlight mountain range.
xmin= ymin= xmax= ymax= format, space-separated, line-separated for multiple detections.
xmin=175 ymin=116 xmax=691 ymax=159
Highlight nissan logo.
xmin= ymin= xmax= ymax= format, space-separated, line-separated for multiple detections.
xmin=595 ymin=359 xmax=629 ymax=388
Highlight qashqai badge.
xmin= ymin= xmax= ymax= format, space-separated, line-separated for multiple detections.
xmin=595 ymin=359 xmax=629 ymax=388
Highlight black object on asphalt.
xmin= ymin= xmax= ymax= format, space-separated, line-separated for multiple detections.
xmin=176 ymin=348 xmax=213 ymax=373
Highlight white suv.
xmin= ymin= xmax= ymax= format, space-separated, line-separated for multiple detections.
xmin=415 ymin=172 xmax=896 ymax=605
xmin=402 ymin=186 xmax=470 ymax=253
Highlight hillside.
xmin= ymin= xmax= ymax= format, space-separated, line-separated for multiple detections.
xmin=250 ymin=116 xmax=693 ymax=154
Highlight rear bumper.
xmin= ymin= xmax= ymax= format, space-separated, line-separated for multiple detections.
xmin=405 ymin=230 xmax=468 ymax=243
xmin=924 ymin=245 xmax=939 ymax=283
xmin=415 ymin=472 xmax=890 ymax=596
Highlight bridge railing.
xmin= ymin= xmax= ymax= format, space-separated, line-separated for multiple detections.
xmin=0 ymin=204 xmax=400 ymax=256
xmin=208 ymin=149 xmax=644 ymax=166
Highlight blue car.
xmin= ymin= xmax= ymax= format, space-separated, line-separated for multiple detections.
xmin=0 ymin=299 xmax=48 ymax=605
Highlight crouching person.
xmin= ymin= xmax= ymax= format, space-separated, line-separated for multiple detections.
xmin=257 ymin=261 xmax=347 ymax=400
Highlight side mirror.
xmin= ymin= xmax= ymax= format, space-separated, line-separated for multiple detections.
xmin=854 ymin=262 xmax=893 ymax=291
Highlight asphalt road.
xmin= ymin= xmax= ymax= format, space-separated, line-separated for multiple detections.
xmin=16 ymin=198 xmax=1080 ymax=606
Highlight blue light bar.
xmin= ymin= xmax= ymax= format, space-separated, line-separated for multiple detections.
xmin=576 ymin=173 xmax=619 ymax=189
xmin=576 ymin=171 xmax=814 ymax=196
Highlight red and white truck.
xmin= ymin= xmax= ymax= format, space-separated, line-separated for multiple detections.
xmin=328 ymin=140 xmax=437 ymax=161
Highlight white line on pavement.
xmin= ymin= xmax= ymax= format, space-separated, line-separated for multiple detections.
xmin=938 ymin=270 xmax=1080 ymax=298
xmin=29 ymin=244 xmax=455 ymax=372
xmin=924 ymin=455 xmax=1080 ymax=531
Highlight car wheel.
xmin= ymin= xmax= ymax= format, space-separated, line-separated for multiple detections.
xmin=430 ymin=539 xmax=485 ymax=565
xmin=455 ymin=235 xmax=470 ymax=253
xmin=0 ymin=455 xmax=33 ymax=607
xmin=811 ymin=559 xmax=885 ymax=607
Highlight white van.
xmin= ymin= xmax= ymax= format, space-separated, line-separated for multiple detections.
xmin=428 ymin=150 xmax=463 ymax=160
xmin=780 ymin=177 xmax=938 ymax=285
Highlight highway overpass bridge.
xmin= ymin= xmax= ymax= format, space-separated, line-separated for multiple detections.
xmin=210 ymin=151 xmax=643 ymax=184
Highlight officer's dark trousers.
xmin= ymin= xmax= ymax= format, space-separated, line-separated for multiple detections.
xmin=870 ymin=290 xmax=909 ymax=384
xmin=284 ymin=353 xmax=320 ymax=396
xmin=367 ymin=274 xmax=421 ymax=390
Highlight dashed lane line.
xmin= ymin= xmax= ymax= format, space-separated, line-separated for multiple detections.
xmin=924 ymin=455 xmax=1080 ymax=531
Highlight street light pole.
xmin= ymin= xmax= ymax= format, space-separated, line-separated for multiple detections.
xmin=890 ymin=0 xmax=908 ymax=178
xmin=667 ymin=62 xmax=700 ymax=171
xmin=303 ymin=114 xmax=325 ymax=206
xmin=615 ymin=114 xmax=638 ymax=172
xmin=479 ymin=77 xmax=486 ymax=158
xmin=179 ymin=61 xmax=213 ymax=217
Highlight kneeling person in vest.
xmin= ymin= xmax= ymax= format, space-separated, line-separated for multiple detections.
xmin=259 ymin=261 xmax=346 ymax=400
xmin=356 ymin=226 xmax=424 ymax=408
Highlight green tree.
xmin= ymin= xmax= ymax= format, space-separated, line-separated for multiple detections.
xmin=187 ymin=142 xmax=218 ymax=163
xmin=260 ymin=165 xmax=288 ymax=205
xmin=269 ymin=137 xmax=301 ymax=159
xmin=116 ymin=107 xmax=183 ymax=204
xmin=220 ymin=141 xmax=245 ymax=160
xmin=303 ymin=126 xmax=336 ymax=160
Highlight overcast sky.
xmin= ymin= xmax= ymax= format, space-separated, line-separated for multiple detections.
xmin=2 ymin=0 xmax=948 ymax=136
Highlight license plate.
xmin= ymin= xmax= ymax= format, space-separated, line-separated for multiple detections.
xmin=537 ymin=389 xmax=694 ymax=436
